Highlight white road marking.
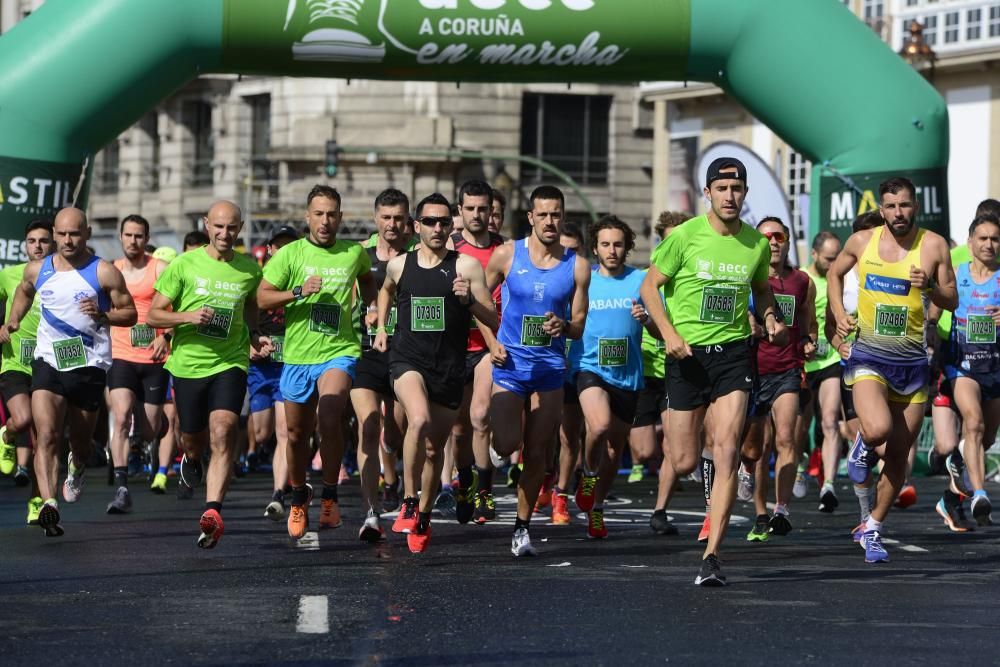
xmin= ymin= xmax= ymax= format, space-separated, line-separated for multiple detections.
xmin=296 ymin=595 xmax=329 ymax=634
xmin=296 ymin=531 xmax=319 ymax=550
xmin=881 ymin=537 xmax=929 ymax=553
xmin=547 ymin=562 xmax=572 ymax=567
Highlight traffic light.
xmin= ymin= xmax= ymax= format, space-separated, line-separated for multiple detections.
xmin=325 ymin=139 xmax=339 ymax=177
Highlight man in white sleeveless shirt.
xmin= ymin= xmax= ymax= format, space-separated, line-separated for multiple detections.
xmin=0 ymin=208 xmax=136 ymax=537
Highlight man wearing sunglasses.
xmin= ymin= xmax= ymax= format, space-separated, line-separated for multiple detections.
xmin=373 ymin=193 xmax=498 ymax=553
xmin=741 ymin=217 xmax=817 ymax=542
xmin=640 ymin=158 xmax=787 ymax=586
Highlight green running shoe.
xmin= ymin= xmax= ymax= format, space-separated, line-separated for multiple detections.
xmin=26 ymin=496 xmax=43 ymax=525
xmin=627 ymin=464 xmax=644 ymax=484
xmin=0 ymin=426 xmax=15 ymax=475
xmin=746 ymin=514 xmax=770 ymax=542
xmin=149 ymin=472 xmax=168 ymax=494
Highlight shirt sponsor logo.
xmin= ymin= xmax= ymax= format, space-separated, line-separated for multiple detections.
xmin=864 ymin=273 xmax=909 ymax=296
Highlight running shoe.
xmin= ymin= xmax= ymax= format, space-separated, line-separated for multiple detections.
xmin=319 ymin=499 xmax=342 ymax=529
xmin=0 ymin=427 xmax=15 ymax=475
xmin=847 ymin=432 xmax=873 ymax=485
xmin=507 ymin=463 xmax=522 ymax=488
xmin=359 ymin=512 xmax=384 ymax=543
xmin=818 ymin=485 xmax=839 ymax=513
xmin=265 ymin=499 xmax=285 ymax=521
xmin=62 ymin=453 xmax=85 ymax=503
xmin=392 ymin=500 xmax=418 ymax=534
xmin=649 ymin=509 xmax=678 ymax=536
xmin=511 ymin=526 xmax=537 ymax=557
xmin=287 ymin=502 xmax=309 ymax=539
xmin=894 ymin=484 xmax=917 ymax=509
xmin=550 ymin=493 xmax=571 ymax=525
xmin=234 ymin=456 xmax=248 ymax=478
xmin=456 ymin=470 xmax=478 ymax=525
xmin=587 ymin=509 xmax=608 ymax=539
xmin=575 ymin=473 xmax=598 ymax=512
xmin=935 ymin=497 xmax=974 ymax=532
xmin=197 ymin=509 xmax=224 ymax=549
xmin=945 ymin=452 xmax=971 ymax=497
xmin=489 ymin=446 xmax=508 ymax=469
xmin=381 ymin=477 xmax=401 ymax=513
xmin=697 ymin=514 xmax=711 ymax=543
xmin=434 ymin=488 xmax=456 ymax=518
xmin=971 ymin=494 xmax=994 ymax=526
xmin=38 ymin=499 xmax=64 ymax=537
xmin=535 ymin=479 xmax=553 ymax=511
xmin=851 ymin=523 xmax=865 ymax=543
xmin=106 ymin=486 xmax=133 ymax=514
xmin=694 ymin=553 xmax=726 ymax=586
xmin=860 ymin=530 xmax=889 ymax=563
xmin=127 ymin=445 xmax=144 ymax=478
xmin=627 ymin=464 xmax=644 ymax=484
xmin=474 ymin=489 xmax=497 ymax=524
xmin=150 ymin=472 xmax=168 ymax=494
xmin=737 ymin=462 xmax=754 ymax=502
xmin=407 ymin=522 xmax=432 ymax=553
xmin=746 ymin=514 xmax=770 ymax=542
xmin=14 ymin=465 xmax=30 ymax=487
xmin=26 ymin=496 xmax=43 ymax=525
xmin=180 ymin=454 xmax=203 ymax=489
xmin=792 ymin=472 xmax=809 ymax=499
xmin=176 ymin=479 xmax=194 ymax=500
xmin=769 ymin=511 xmax=793 ymax=536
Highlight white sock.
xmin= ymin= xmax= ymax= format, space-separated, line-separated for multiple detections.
xmin=864 ymin=516 xmax=883 ymax=533
xmin=854 ymin=484 xmax=873 ymax=522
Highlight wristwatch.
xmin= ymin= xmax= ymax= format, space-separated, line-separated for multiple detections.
xmin=292 ymin=286 xmax=303 ymax=300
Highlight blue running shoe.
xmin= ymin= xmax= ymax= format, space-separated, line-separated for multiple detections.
xmin=860 ymin=530 xmax=889 ymax=563
xmin=847 ymin=432 xmax=873 ymax=485
xmin=852 ymin=523 xmax=865 ymax=543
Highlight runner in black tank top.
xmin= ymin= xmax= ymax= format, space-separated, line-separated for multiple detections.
xmin=373 ymin=193 xmax=498 ymax=554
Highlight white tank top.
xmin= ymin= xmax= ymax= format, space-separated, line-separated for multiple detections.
xmin=34 ymin=254 xmax=112 ymax=371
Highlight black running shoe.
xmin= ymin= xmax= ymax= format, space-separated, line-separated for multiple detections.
xmin=946 ymin=452 xmax=971 ymax=497
xmin=176 ymin=480 xmax=194 ymax=500
xmin=180 ymin=454 xmax=203 ymax=489
xmin=769 ymin=512 xmax=793 ymax=536
xmin=381 ymin=478 xmax=400 ymax=513
xmin=971 ymin=494 xmax=993 ymax=527
xmin=694 ymin=554 xmax=726 ymax=586
xmin=818 ymin=487 xmax=839 ymax=513
xmin=649 ymin=509 xmax=678 ymax=536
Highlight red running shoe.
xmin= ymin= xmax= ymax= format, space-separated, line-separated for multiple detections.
xmin=551 ymin=493 xmax=571 ymax=525
xmin=587 ymin=509 xmax=607 ymax=539
xmin=197 ymin=509 xmax=224 ymax=549
xmin=697 ymin=513 xmax=710 ymax=543
xmin=894 ymin=484 xmax=917 ymax=509
xmin=392 ymin=500 xmax=418 ymax=534
xmin=407 ymin=522 xmax=432 ymax=553
xmin=575 ymin=473 xmax=598 ymax=512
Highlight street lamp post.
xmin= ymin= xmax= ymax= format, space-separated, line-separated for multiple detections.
xmin=898 ymin=20 xmax=937 ymax=80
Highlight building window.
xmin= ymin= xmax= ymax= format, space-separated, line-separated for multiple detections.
xmin=991 ymin=6 xmax=1000 ymax=37
xmin=906 ymin=0 xmax=919 ymax=6
xmin=968 ymin=8 xmax=982 ymax=40
xmin=246 ymin=94 xmax=276 ymax=182
xmin=923 ymin=14 xmax=938 ymax=45
xmin=95 ymin=140 xmax=120 ymax=195
xmin=786 ymin=151 xmax=810 ymax=243
xmin=863 ymin=0 xmax=883 ymax=19
xmin=183 ymin=100 xmax=214 ymax=187
xmin=520 ymin=93 xmax=611 ymax=186
xmin=944 ymin=11 xmax=959 ymax=43
xmin=140 ymin=112 xmax=160 ymax=192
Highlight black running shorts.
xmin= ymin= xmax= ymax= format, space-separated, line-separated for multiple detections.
xmin=107 ymin=359 xmax=169 ymax=405
xmin=665 ymin=338 xmax=754 ymax=411
xmin=31 ymin=359 xmax=106 ymax=412
xmin=171 ymin=367 xmax=248 ymax=434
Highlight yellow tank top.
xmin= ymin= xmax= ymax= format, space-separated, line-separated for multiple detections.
xmin=854 ymin=227 xmax=928 ymax=363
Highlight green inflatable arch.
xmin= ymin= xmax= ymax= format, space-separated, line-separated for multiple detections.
xmin=0 ymin=0 xmax=947 ymax=257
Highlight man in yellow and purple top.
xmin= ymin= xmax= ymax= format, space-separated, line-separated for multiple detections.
xmin=828 ymin=176 xmax=956 ymax=564
xmin=640 ymin=157 xmax=787 ymax=586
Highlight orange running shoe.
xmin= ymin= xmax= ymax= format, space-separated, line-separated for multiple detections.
xmin=697 ymin=513 xmax=710 ymax=543
xmin=894 ymin=484 xmax=917 ymax=509
xmin=319 ymin=499 xmax=342 ymax=528
xmin=535 ymin=473 xmax=553 ymax=511
xmin=287 ymin=503 xmax=309 ymax=539
xmin=551 ymin=493 xmax=571 ymax=525
xmin=197 ymin=509 xmax=224 ymax=549
xmin=407 ymin=522 xmax=432 ymax=553
xmin=392 ymin=500 xmax=418 ymax=534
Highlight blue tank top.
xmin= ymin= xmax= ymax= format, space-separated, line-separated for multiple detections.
xmin=498 ymin=239 xmax=576 ymax=371
xmin=574 ymin=266 xmax=645 ymax=391
xmin=947 ymin=261 xmax=1000 ymax=375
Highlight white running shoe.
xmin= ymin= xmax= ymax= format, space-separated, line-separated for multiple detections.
xmin=737 ymin=462 xmax=754 ymax=502
xmin=62 ymin=453 xmax=85 ymax=503
xmin=511 ymin=527 xmax=537 ymax=557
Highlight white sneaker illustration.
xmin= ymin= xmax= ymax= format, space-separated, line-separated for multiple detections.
xmin=285 ymin=0 xmax=387 ymax=63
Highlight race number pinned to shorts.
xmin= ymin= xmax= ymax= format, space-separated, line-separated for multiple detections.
xmin=309 ymin=303 xmax=342 ymax=335
xmin=370 ymin=307 xmax=397 ymax=336
xmin=598 ymin=338 xmax=627 ymax=367
xmin=699 ymin=285 xmax=737 ymax=324
xmin=197 ymin=307 xmax=234 ymax=339
xmin=874 ymin=304 xmax=908 ymax=337
xmin=130 ymin=323 xmax=155 ymax=349
xmin=53 ymin=336 xmax=86 ymax=370
xmin=816 ymin=337 xmax=829 ymax=358
xmin=411 ymin=297 xmax=444 ymax=332
xmin=521 ymin=315 xmax=551 ymax=347
xmin=967 ymin=314 xmax=997 ymax=344
xmin=19 ymin=338 xmax=36 ymax=366
xmin=774 ymin=294 xmax=796 ymax=327
xmin=270 ymin=334 xmax=285 ymax=363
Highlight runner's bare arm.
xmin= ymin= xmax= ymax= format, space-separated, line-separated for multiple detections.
xmin=802 ymin=277 xmax=817 ymax=360
xmin=484 ymin=242 xmax=513 ymax=293
xmin=751 ymin=281 xmax=788 ymax=347
xmin=94 ymin=260 xmax=138 ymax=327
xmin=457 ymin=255 xmax=498 ymax=331
xmin=244 ymin=295 xmax=271 ymax=354
xmin=827 ymin=230 xmax=867 ymax=338
xmin=257 ymin=278 xmax=296 ymax=310
xmin=0 ymin=260 xmax=41 ymax=343
xmin=638 ymin=264 xmax=691 ymax=359
xmin=925 ymin=232 xmax=958 ymax=311
xmin=373 ymin=255 xmax=403 ymax=353
xmin=147 ymin=292 xmax=214 ymax=328
xmin=560 ymin=254 xmax=591 ymax=340
xmin=357 ymin=269 xmax=378 ymax=329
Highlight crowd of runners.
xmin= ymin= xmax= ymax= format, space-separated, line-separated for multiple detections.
xmin=1 ymin=157 xmax=997 ymax=587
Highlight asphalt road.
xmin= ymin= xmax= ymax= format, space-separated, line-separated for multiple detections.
xmin=1 ymin=470 xmax=997 ymax=666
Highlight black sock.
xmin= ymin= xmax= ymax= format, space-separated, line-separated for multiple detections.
xmin=514 ymin=516 xmax=530 ymax=531
xmin=113 ymin=466 xmax=128 ymax=489
xmin=943 ymin=488 xmax=961 ymax=505
xmin=652 ymin=508 xmax=665 ymax=516
xmin=205 ymin=501 xmax=222 ymax=513
xmin=403 ymin=497 xmax=418 ymax=515
xmin=322 ymin=484 xmax=338 ymax=502
xmin=272 ymin=489 xmax=284 ymax=502
xmin=457 ymin=466 xmax=474 ymax=490
xmin=476 ymin=466 xmax=493 ymax=492
xmin=418 ymin=511 xmax=431 ymax=532
xmin=291 ymin=485 xmax=309 ymax=506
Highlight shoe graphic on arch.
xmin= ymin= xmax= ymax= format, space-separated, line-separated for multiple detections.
xmin=286 ymin=0 xmax=387 ymax=63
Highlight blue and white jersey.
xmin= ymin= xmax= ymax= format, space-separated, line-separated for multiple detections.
xmin=34 ymin=254 xmax=112 ymax=371
xmin=576 ymin=265 xmax=645 ymax=391
xmin=946 ymin=261 xmax=1000 ymax=378
xmin=497 ymin=239 xmax=576 ymax=372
